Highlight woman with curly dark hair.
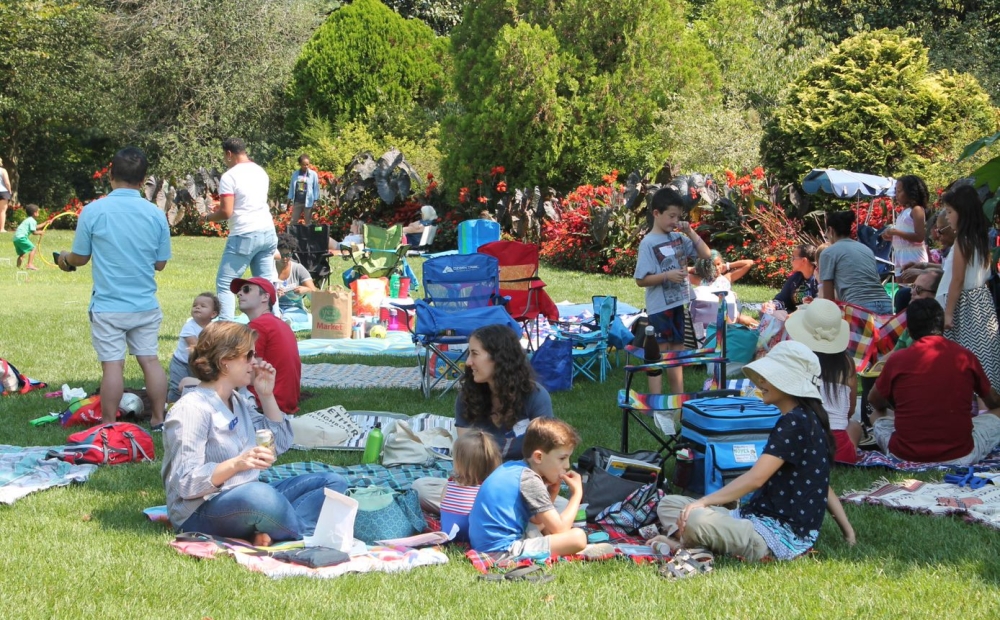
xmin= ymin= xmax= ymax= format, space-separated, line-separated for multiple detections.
xmin=413 ymin=324 xmax=553 ymax=514
xmin=456 ymin=324 xmax=553 ymax=461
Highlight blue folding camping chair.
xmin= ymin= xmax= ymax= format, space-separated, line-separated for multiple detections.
xmin=398 ymin=253 xmax=520 ymax=397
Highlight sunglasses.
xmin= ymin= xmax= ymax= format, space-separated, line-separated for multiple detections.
xmin=239 ymin=284 xmax=259 ymax=294
xmin=911 ymin=285 xmax=932 ymax=296
xmin=933 ymin=225 xmax=952 ymax=234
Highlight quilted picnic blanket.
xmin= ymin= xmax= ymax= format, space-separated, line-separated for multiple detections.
xmin=300 ymin=363 xmax=435 ymax=390
xmin=0 ymin=445 xmax=97 ymax=505
xmin=170 ymin=536 xmax=448 ymax=579
xmin=259 ymin=461 xmax=452 ymax=489
xmin=841 ymin=477 xmax=1000 ymax=531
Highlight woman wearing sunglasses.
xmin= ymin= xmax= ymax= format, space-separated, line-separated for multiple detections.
xmin=162 ymin=321 xmax=346 ymax=546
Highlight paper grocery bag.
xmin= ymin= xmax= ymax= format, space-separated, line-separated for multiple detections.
xmin=304 ymin=489 xmax=358 ymax=551
xmin=312 ymin=287 xmax=352 ymax=339
xmin=290 ymin=406 xmax=363 ymax=449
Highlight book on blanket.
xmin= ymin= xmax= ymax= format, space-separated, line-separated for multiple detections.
xmin=605 ymin=455 xmax=660 ymax=481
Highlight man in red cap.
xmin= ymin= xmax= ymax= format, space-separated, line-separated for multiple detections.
xmin=232 ymin=277 xmax=301 ymax=414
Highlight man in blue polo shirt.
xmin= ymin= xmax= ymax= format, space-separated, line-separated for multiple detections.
xmin=58 ymin=146 xmax=172 ymax=429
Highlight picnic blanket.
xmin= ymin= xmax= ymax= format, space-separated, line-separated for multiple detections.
xmin=299 ymin=331 xmax=415 ymax=358
xmin=232 ymin=310 xmax=311 ymax=333
xmin=838 ymin=302 xmax=907 ymax=370
xmin=0 ymin=445 xmax=97 ymax=504
xmin=170 ymin=535 xmax=448 ymax=579
xmin=259 ymin=461 xmax=451 ymax=489
xmin=465 ymin=526 xmax=662 ymax=574
xmin=841 ymin=477 xmax=1000 ymax=531
xmin=301 ymin=363 xmax=439 ymax=391
xmin=852 ymin=447 xmax=1000 ymax=471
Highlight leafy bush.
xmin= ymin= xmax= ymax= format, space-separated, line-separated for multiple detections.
xmin=288 ymin=0 xmax=450 ymax=132
xmin=762 ymin=29 xmax=999 ymax=190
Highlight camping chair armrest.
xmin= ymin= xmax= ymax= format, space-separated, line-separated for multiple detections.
xmin=551 ymin=318 xmax=599 ymax=334
xmin=624 ymin=356 xmax=727 ymax=374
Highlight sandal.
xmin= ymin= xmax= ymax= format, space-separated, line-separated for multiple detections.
xmin=150 ymin=423 xmax=164 ymax=433
xmin=478 ymin=564 xmax=555 ymax=584
xmin=658 ymin=547 xmax=714 ymax=580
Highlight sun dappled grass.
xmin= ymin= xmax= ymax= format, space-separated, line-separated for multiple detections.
xmin=2 ymin=233 xmax=1000 ymax=618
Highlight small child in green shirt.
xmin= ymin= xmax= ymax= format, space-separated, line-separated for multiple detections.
xmin=13 ymin=204 xmax=40 ymax=270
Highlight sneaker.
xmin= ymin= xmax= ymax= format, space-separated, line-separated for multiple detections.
xmin=858 ymin=428 xmax=877 ymax=450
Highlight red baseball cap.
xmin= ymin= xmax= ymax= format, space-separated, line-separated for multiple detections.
xmin=231 ymin=277 xmax=277 ymax=307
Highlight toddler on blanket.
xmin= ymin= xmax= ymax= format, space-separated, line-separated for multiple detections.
xmin=440 ymin=431 xmax=500 ymax=542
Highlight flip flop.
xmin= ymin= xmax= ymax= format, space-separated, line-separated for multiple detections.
xmin=478 ymin=564 xmax=555 ymax=584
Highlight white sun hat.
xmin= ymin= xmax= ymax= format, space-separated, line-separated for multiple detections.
xmin=420 ymin=205 xmax=438 ymax=221
xmin=784 ymin=298 xmax=850 ymax=354
xmin=742 ymin=340 xmax=822 ymax=400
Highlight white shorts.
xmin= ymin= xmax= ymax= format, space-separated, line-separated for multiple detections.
xmin=89 ymin=309 xmax=163 ymax=362
xmin=874 ymin=414 xmax=1000 ymax=465
xmin=508 ymin=535 xmax=551 ymax=558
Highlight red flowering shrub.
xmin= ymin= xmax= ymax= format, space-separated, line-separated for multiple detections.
xmin=540 ymin=170 xmax=640 ymax=276
xmin=540 ymin=200 xmax=603 ymax=270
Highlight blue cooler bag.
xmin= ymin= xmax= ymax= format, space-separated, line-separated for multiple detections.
xmin=678 ymin=396 xmax=781 ymax=496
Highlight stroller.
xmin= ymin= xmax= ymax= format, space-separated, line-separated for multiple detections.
xmin=289 ymin=224 xmax=333 ymax=289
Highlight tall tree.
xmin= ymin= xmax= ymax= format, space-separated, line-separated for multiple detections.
xmin=0 ymin=0 xmax=113 ymax=204
xmin=442 ymin=0 xmax=721 ymax=190
xmin=777 ymin=0 xmax=1000 ymax=104
xmin=100 ymin=0 xmax=326 ymax=177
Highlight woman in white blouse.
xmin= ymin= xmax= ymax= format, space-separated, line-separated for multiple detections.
xmin=162 ymin=322 xmax=346 ymax=545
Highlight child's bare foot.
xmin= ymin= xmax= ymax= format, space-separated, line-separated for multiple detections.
xmin=26 ymin=265 xmax=38 ymax=271
xmin=252 ymin=532 xmax=272 ymax=547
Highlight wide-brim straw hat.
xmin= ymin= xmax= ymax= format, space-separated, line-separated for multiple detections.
xmin=743 ymin=340 xmax=822 ymax=400
xmin=784 ymin=298 xmax=850 ymax=354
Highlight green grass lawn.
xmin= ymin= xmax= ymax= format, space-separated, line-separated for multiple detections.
xmin=2 ymin=232 xmax=1000 ymax=619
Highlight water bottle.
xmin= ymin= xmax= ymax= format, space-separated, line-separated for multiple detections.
xmin=361 ymin=422 xmax=384 ymax=464
xmin=389 ymin=272 xmax=400 ymax=298
xmin=643 ymin=325 xmax=663 ymax=377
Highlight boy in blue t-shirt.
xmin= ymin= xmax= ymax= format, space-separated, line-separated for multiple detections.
xmin=13 ymin=203 xmax=40 ymax=270
xmin=469 ymin=418 xmax=587 ymax=556
xmin=634 ymin=187 xmax=712 ymax=396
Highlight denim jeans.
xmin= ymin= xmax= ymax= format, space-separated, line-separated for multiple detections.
xmin=179 ymin=472 xmax=348 ymax=541
xmin=861 ymin=298 xmax=894 ymax=315
xmin=216 ymin=229 xmax=279 ymax=320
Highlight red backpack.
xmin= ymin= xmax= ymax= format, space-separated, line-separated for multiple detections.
xmin=48 ymin=423 xmax=155 ymax=465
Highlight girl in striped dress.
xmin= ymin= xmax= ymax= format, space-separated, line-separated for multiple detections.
xmin=440 ymin=430 xmax=502 ymax=542
xmin=937 ymin=184 xmax=1000 ymax=391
